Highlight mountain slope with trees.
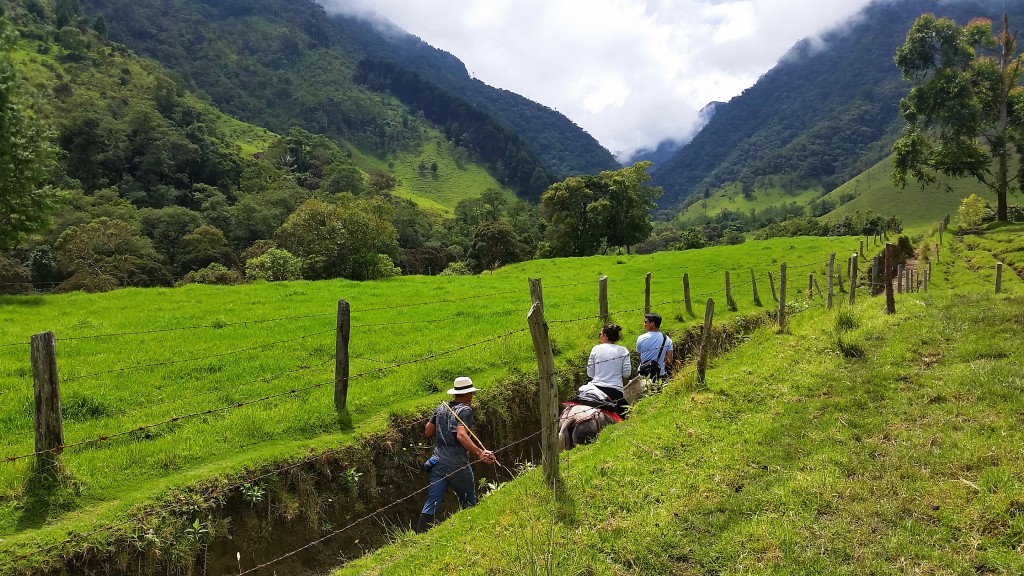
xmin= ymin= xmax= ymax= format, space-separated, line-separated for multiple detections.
xmin=652 ymin=0 xmax=1024 ymax=209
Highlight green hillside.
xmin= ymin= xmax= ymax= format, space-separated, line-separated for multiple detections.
xmin=823 ymin=156 xmax=1005 ymax=231
xmin=674 ymin=184 xmax=821 ymax=225
xmin=335 ymin=227 xmax=1024 ymax=575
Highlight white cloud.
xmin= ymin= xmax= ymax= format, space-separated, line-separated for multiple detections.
xmin=319 ymin=0 xmax=875 ymax=160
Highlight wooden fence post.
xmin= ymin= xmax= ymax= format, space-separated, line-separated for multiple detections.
xmin=32 ymin=331 xmax=64 ymax=471
xmin=683 ymin=273 xmax=694 ymax=317
xmin=696 ymin=299 xmax=715 ymax=384
xmin=935 ymin=243 xmax=940 ymax=263
xmin=527 ymin=302 xmax=560 ymax=486
xmin=644 ymin=272 xmax=651 ymax=315
xmin=885 ymin=243 xmax=896 ymax=314
xmin=827 ymin=252 xmax=835 ymax=309
xmin=725 ymin=271 xmax=736 ymax=310
xmin=808 ymin=273 xmax=814 ymax=299
xmin=598 ymin=275 xmax=609 ymax=320
xmin=897 ymin=265 xmax=904 ymax=294
xmin=768 ymin=271 xmax=778 ymax=303
xmin=750 ymin=268 xmax=761 ymax=307
xmin=813 ymin=277 xmax=823 ymax=298
xmin=923 ymin=268 xmax=929 ymax=292
xmin=778 ymin=263 xmax=788 ymax=331
xmin=530 ymin=277 xmax=545 ymax=315
xmin=837 ymin=259 xmax=846 ymax=293
xmin=996 ymin=262 xmax=1003 ymax=294
xmin=335 ymin=299 xmax=350 ymax=410
xmin=849 ymin=253 xmax=858 ymax=305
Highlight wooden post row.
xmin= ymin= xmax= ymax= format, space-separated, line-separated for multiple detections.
xmin=696 ymin=298 xmax=715 ymax=384
xmin=527 ymin=300 xmax=560 ymax=486
xmin=750 ymin=268 xmax=761 ymax=307
xmin=683 ymin=273 xmax=694 ymax=317
xmin=31 ymin=331 xmax=65 ymax=470
xmin=778 ymin=263 xmax=788 ymax=331
xmin=827 ymin=252 xmax=835 ymax=309
xmin=644 ymin=272 xmax=651 ymax=315
xmin=598 ymin=275 xmax=609 ymax=319
xmin=884 ymin=243 xmax=896 ymax=315
xmin=848 ymin=253 xmax=858 ymax=305
xmin=335 ymin=299 xmax=350 ymax=410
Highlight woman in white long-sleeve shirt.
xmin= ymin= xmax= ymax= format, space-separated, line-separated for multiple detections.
xmin=585 ymin=324 xmax=632 ymax=416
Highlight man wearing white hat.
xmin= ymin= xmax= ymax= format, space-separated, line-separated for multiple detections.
xmin=416 ymin=376 xmax=496 ymax=533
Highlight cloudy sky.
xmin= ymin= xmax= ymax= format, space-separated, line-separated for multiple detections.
xmin=321 ymin=0 xmax=877 ymax=160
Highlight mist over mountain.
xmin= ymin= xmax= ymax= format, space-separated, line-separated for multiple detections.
xmin=626 ymin=101 xmax=721 ymax=170
xmin=651 ymin=0 xmax=1024 ymax=209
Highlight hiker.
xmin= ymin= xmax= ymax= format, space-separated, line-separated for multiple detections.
xmin=584 ymin=323 xmax=632 ymax=417
xmin=636 ymin=313 xmax=673 ymax=383
xmin=416 ymin=376 xmax=496 ymax=533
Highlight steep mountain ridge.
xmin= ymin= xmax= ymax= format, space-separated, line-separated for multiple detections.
xmin=652 ymin=0 xmax=1024 ymax=209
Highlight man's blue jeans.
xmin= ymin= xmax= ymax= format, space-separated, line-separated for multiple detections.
xmin=421 ymin=463 xmax=476 ymax=515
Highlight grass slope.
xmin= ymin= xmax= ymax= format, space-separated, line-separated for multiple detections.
xmin=673 ymin=184 xmax=820 ymax=225
xmin=0 ymin=237 xmax=855 ymax=563
xmin=354 ymin=133 xmax=514 ymax=215
xmin=335 ymin=225 xmax=1024 ymax=575
xmin=823 ymin=156 xmax=1017 ymax=231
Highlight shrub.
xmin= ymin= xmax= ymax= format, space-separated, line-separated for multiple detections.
xmin=957 ymin=194 xmax=987 ymax=231
xmin=368 ymin=254 xmax=401 ymax=279
xmin=439 ymin=261 xmax=473 ymax=276
xmin=245 ymin=249 xmax=302 ymax=282
xmin=178 ymin=263 xmax=244 ymax=286
xmin=0 ymin=253 xmax=33 ymax=295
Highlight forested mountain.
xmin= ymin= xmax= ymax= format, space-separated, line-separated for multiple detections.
xmin=652 ymin=0 xmax=1024 ymax=208
xmin=77 ymin=0 xmax=616 ymax=193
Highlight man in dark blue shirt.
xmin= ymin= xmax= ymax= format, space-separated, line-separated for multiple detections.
xmin=416 ymin=376 xmax=496 ymax=533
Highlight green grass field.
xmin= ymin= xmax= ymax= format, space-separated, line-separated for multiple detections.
xmin=0 ymin=236 xmax=857 ymax=566
xmin=334 ymin=226 xmax=1024 ymax=575
xmin=823 ymin=156 xmax=1015 ymax=231
xmin=673 ymin=184 xmax=821 ymax=225
xmin=355 ymin=134 xmax=515 ymax=215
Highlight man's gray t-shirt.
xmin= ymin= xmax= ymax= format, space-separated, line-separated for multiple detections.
xmin=431 ymin=402 xmax=473 ymax=466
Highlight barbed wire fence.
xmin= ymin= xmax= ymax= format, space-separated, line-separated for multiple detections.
xmin=3 ymin=243 xmax=894 ymax=572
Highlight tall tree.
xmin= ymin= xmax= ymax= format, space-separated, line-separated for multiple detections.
xmin=892 ymin=13 xmax=1023 ymax=222
xmin=540 ymin=162 xmax=661 ymax=256
xmin=0 ymin=19 xmax=58 ymax=251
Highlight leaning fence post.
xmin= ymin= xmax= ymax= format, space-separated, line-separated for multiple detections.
xmin=827 ymin=252 xmax=835 ymax=309
xmin=778 ymin=263 xmax=788 ymax=331
xmin=335 ymin=299 xmax=350 ymax=410
xmin=696 ymin=299 xmax=715 ymax=384
xmin=750 ymin=268 xmax=761 ymax=307
xmin=885 ymin=243 xmax=896 ymax=314
xmin=725 ymin=271 xmax=736 ymax=311
xmin=527 ymin=302 xmax=560 ymax=486
xmin=768 ymin=271 xmax=778 ymax=303
xmin=530 ymin=277 xmax=545 ymax=315
xmin=849 ymin=253 xmax=858 ymax=305
xmin=683 ymin=273 xmax=694 ymax=317
xmin=996 ymin=262 xmax=1003 ymax=294
xmin=598 ymin=275 xmax=609 ymax=319
xmin=32 ymin=331 xmax=64 ymax=472
xmin=644 ymin=272 xmax=651 ymax=315
xmin=813 ymin=277 xmax=823 ymax=298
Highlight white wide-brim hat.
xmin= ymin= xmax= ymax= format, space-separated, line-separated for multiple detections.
xmin=447 ymin=376 xmax=481 ymax=395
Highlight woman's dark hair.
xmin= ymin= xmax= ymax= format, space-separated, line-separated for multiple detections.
xmin=601 ymin=323 xmax=622 ymax=343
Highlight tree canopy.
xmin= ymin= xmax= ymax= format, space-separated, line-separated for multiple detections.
xmin=540 ymin=162 xmax=661 ymax=257
xmin=892 ymin=13 xmax=1024 ymax=221
xmin=0 ymin=19 xmax=58 ymax=251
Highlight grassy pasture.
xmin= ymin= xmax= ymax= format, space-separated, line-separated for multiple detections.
xmin=0 ymin=237 xmax=856 ymax=559
xmin=673 ymin=184 xmax=820 ymax=224
xmin=355 ymin=134 xmax=515 ymax=214
xmin=823 ymin=156 xmax=1013 ymax=231
xmin=335 ymin=226 xmax=1024 ymax=575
